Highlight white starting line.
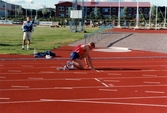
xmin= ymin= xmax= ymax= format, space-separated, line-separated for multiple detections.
xmin=94 ymin=78 xmax=109 ymax=87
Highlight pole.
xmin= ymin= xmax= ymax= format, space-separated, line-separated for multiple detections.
xmin=15 ymin=4 xmax=16 ymax=18
xmin=26 ymin=8 xmax=27 ymax=17
xmin=117 ymin=0 xmax=121 ymax=28
xmin=164 ymin=3 xmax=166 ymax=28
xmin=5 ymin=1 xmax=6 ymax=20
xmin=35 ymin=9 xmax=37 ymax=20
xmin=149 ymin=0 xmax=152 ymax=29
xmin=110 ymin=2 xmax=111 ymax=21
xmin=134 ymin=0 xmax=139 ymax=29
xmin=155 ymin=0 xmax=158 ymax=30
xmin=31 ymin=2 xmax=33 ymax=19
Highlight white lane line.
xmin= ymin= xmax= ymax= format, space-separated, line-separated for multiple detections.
xmin=99 ymin=89 xmax=117 ymax=92
xmin=54 ymin=87 xmax=73 ymax=90
xmin=108 ymin=84 xmax=115 ymax=86
xmin=0 ymin=98 xmax=10 ymax=100
xmin=142 ymin=75 xmax=157 ymax=77
xmin=40 ymin=99 xmax=167 ymax=108
xmin=11 ymin=86 xmax=29 ymax=88
xmin=0 ymin=76 xmax=6 ymax=79
xmin=135 ymin=90 xmax=138 ymax=93
xmin=40 ymin=71 xmax=55 ymax=73
xmin=94 ymin=78 xmax=109 ymax=87
xmin=1 ymin=96 xmax=167 ymax=104
xmin=96 ymin=70 xmax=100 ymax=72
xmin=145 ymin=91 xmax=165 ymax=94
xmin=144 ymin=81 xmax=161 ymax=84
xmin=28 ymin=77 xmax=44 ymax=80
xmin=142 ymin=70 xmax=155 ymax=72
xmin=1 ymin=84 xmax=167 ymax=91
xmin=8 ymin=70 xmax=21 ymax=72
xmin=65 ymin=79 xmax=81 ymax=81
xmin=1 ymin=96 xmax=167 ymax=107
xmin=104 ymin=80 xmax=120 ymax=82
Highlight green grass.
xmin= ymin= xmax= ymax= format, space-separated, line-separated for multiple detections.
xmin=0 ymin=26 xmax=98 ymax=55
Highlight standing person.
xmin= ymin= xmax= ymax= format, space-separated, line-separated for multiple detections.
xmin=64 ymin=42 xmax=95 ymax=70
xmin=21 ymin=16 xmax=34 ymax=50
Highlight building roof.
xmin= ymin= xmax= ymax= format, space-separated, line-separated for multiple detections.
xmin=56 ymin=1 xmax=150 ymax=7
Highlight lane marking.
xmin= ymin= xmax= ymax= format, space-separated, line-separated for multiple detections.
xmin=104 ymin=80 xmax=120 ymax=82
xmin=8 ymin=70 xmax=21 ymax=72
xmin=99 ymin=89 xmax=117 ymax=92
xmin=11 ymin=86 xmax=29 ymax=88
xmin=39 ymin=99 xmax=167 ymax=108
xmin=28 ymin=77 xmax=44 ymax=80
xmin=0 ymin=86 xmax=106 ymax=91
xmin=145 ymin=91 xmax=165 ymax=94
xmin=142 ymin=70 xmax=155 ymax=72
xmin=96 ymin=70 xmax=100 ymax=72
xmin=1 ymin=96 xmax=167 ymax=104
xmin=0 ymin=76 xmax=6 ymax=79
xmin=108 ymin=84 xmax=115 ymax=86
xmin=107 ymin=73 xmax=121 ymax=76
xmin=143 ymin=81 xmax=161 ymax=84
xmin=65 ymin=79 xmax=81 ymax=81
xmin=0 ymin=98 xmax=10 ymax=100
xmin=142 ymin=75 xmax=157 ymax=77
xmin=94 ymin=78 xmax=109 ymax=87
xmin=1 ymin=84 xmax=167 ymax=91
xmin=0 ymin=65 xmax=4 ymax=66
xmin=54 ymin=87 xmax=73 ymax=90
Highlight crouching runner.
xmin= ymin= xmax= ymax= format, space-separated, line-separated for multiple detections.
xmin=64 ymin=42 xmax=95 ymax=70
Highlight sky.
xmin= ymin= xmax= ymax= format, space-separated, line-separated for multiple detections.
xmin=5 ymin=0 xmax=167 ymax=9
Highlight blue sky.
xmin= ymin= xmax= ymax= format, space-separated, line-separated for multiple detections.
xmin=6 ymin=0 xmax=167 ymax=9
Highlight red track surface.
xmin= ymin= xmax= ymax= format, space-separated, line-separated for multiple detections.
xmin=0 ymin=45 xmax=167 ymax=113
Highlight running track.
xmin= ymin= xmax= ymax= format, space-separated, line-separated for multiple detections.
xmin=0 ymin=45 xmax=167 ymax=113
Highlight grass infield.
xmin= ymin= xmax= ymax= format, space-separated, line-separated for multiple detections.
xmin=0 ymin=26 xmax=98 ymax=55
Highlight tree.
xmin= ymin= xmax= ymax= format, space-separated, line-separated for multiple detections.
xmin=90 ymin=12 xmax=94 ymax=20
xmin=17 ymin=5 xmax=23 ymax=15
xmin=151 ymin=5 xmax=156 ymax=19
xmin=42 ymin=7 xmax=48 ymax=17
xmin=94 ymin=7 xmax=99 ymax=19
xmin=123 ymin=7 xmax=128 ymax=19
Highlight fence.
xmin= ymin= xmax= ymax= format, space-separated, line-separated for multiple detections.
xmin=0 ymin=20 xmax=13 ymax=24
xmin=84 ymin=25 xmax=113 ymax=44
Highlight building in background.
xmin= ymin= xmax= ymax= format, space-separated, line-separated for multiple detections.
xmin=55 ymin=0 xmax=151 ymax=19
xmin=0 ymin=0 xmax=19 ymax=19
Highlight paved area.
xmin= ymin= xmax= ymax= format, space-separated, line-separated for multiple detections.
xmin=69 ymin=29 xmax=167 ymax=54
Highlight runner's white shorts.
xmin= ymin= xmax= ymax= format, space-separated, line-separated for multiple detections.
xmin=23 ymin=32 xmax=32 ymax=40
